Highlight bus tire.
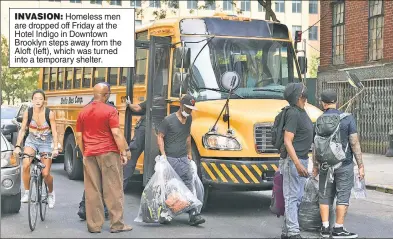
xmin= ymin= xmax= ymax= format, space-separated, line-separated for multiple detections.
xmin=191 ymin=142 xmax=210 ymax=211
xmin=64 ymin=134 xmax=83 ymax=180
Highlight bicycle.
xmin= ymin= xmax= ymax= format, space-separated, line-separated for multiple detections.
xmin=19 ymin=152 xmax=53 ymax=232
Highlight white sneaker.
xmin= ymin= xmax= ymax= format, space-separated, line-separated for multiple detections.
xmin=48 ymin=192 xmax=55 ymax=209
xmin=21 ymin=190 xmax=29 ymax=203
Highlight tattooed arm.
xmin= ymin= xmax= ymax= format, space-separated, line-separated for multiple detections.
xmin=349 ymin=133 xmax=363 ymax=167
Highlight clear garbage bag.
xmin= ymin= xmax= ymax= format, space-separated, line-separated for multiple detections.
xmin=299 ymin=177 xmax=322 ymax=231
xmin=135 ymin=156 xmax=203 ymax=223
xmin=352 ymin=167 xmax=366 ymax=199
xmin=190 ymin=160 xmax=204 ymax=213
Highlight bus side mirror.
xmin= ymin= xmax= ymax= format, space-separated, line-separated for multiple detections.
xmin=172 ymin=72 xmax=189 ymax=96
xmin=175 ymin=47 xmax=191 ymax=69
xmin=298 ymin=56 xmax=307 ymax=74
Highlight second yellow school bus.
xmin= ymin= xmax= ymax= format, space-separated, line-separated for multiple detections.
xmin=39 ymin=13 xmax=322 ymax=206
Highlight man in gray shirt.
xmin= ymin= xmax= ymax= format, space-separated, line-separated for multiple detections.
xmin=157 ymin=94 xmax=205 ymax=226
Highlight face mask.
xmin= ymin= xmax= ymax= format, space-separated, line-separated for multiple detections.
xmin=181 ymin=110 xmax=190 ymax=118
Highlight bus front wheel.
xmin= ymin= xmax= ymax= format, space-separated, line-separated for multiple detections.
xmin=64 ymin=134 xmax=83 ymax=180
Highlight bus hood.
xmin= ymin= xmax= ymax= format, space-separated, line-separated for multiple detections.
xmin=193 ymin=99 xmax=322 ymax=125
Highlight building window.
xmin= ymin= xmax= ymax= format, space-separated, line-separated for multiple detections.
xmin=292 ymin=0 xmax=301 ymax=13
xmin=110 ymin=0 xmax=121 ymax=5
xmin=151 ymin=0 xmax=161 ymax=8
xmin=130 ymin=0 xmax=141 ymax=7
xmin=205 ymin=0 xmax=215 ymax=10
xmin=309 ymin=26 xmax=318 ymax=40
xmin=70 ymin=0 xmax=81 ymax=3
xmin=223 ymin=0 xmax=233 ymax=11
xmin=240 ymin=0 xmax=250 ymax=11
xmin=169 ymin=0 xmax=179 ymax=8
xmin=187 ymin=0 xmax=198 ymax=9
xmin=135 ymin=20 xmax=142 ymax=25
xmin=258 ymin=3 xmax=265 ymax=12
xmin=369 ymin=0 xmax=384 ymax=61
xmin=309 ymin=0 xmax=318 ymax=14
xmin=275 ymin=0 xmax=285 ymax=13
xmin=90 ymin=0 xmax=102 ymax=4
xmin=332 ymin=2 xmax=345 ymax=65
xmin=292 ymin=25 xmax=301 ymax=40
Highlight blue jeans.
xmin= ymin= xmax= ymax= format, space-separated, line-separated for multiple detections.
xmin=281 ymin=157 xmax=309 ymax=236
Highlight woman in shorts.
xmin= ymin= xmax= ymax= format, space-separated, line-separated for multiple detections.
xmin=13 ymin=89 xmax=59 ymax=209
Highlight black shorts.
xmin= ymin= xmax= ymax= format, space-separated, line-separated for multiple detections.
xmin=319 ymin=162 xmax=354 ymax=206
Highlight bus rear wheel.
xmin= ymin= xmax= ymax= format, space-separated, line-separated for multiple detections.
xmin=64 ymin=134 xmax=83 ymax=180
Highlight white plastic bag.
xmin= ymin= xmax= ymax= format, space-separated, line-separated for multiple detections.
xmin=134 ymin=156 xmax=202 ymax=223
xmin=190 ymin=160 xmax=204 ymax=213
xmin=352 ymin=167 xmax=366 ymax=199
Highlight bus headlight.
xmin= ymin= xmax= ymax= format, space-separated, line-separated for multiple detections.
xmin=202 ymin=134 xmax=241 ymax=151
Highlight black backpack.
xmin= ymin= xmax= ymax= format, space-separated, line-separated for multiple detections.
xmin=271 ymin=106 xmax=291 ymax=151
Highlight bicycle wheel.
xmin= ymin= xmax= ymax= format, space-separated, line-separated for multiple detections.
xmin=40 ymin=175 xmax=48 ymax=221
xmin=28 ymin=177 xmax=39 ymax=231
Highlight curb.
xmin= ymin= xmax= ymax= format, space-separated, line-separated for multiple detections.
xmin=366 ymin=184 xmax=393 ymax=195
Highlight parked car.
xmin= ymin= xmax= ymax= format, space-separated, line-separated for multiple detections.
xmin=1 ymin=132 xmax=21 ymax=214
xmin=1 ymin=106 xmax=19 ymax=145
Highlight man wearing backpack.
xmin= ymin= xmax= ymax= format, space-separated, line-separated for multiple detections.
xmin=313 ymin=89 xmax=365 ymax=239
xmin=280 ymin=83 xmax=313 ymax=239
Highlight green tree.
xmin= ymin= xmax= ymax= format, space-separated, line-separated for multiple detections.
xmin=1 ymin=35 xmax=39 ymax=105
xmin=308 ymin=55 xmax=320 ymax=78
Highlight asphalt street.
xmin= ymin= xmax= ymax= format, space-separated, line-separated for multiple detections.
xmin=1 ymin=161 xmax=393 ymax=238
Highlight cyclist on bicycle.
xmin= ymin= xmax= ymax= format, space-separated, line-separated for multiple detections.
xmin=13 ymin=89 xmax=59 ymax=209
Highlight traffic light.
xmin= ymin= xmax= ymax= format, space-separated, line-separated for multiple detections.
xmin=295 ymin=30 xmax=302 ymax=43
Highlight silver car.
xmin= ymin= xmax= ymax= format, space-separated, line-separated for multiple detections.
xmin=1 ymin=132 xmax=21 ymax=214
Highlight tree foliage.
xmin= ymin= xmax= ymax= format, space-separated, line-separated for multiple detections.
xmin=1 ymin=35 xmax=39 ymax=105
xmin=308 ymin=54 xmax=320 ymax=78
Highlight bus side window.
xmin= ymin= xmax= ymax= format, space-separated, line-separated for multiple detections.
xmin=58 ymin=68 xmax=64 ymax=90
xmin=64 ymin=68 xmax=73 ymax=89
xmin=83 ymin=68 xmax=92 ymax=88
xmin=93 ymin=68 xmax=106 ymax=85
xmin=171 ymin=52 xmax=181 ymax=97
xmin=120 ymin=68 xmax=128 ymax=86
xmin=43 ymin=68 xmax=50 ymax=90
xmin=109 ymin=67 xmax=119 ymax=86
xmin=135 ymin=48 xmax=147 ymax=85
xmin=74 ymin=68 xmax=82 ymax=89
xmin=50 ymin=68 xmax=57 ymax=91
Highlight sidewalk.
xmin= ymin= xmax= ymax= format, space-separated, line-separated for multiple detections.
xmin=363 ymin=153 xmax=393 ymax=194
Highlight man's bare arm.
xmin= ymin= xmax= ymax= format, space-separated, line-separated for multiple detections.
xmin=110 ymin=128 xmax=128 ymax=153
xmin=75 ymin=132 xmax=84 ymax=156
xmin=157 ymin=132 xmax=166 ymax=156
xmin=349 ymin=133 xmax=363 ymax=167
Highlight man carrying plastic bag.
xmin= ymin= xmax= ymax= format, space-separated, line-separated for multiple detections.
xmin=134 ymin=156 xmax=203 ymax=224
xmin=156 ymin=94 xmax=205 ymax=226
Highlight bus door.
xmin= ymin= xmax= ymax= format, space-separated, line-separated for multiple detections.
xmin=143 ymin=36 xmax=172 ymax=186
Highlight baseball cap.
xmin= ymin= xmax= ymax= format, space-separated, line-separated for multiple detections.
xmin=181 ymin=94 xmax=197 ymax=110
xmin=320 ymin=89 xmax=337 ymax=104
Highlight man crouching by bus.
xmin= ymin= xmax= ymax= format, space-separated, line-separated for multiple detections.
xmin=156 ymin=94 xmax=205 ymax=226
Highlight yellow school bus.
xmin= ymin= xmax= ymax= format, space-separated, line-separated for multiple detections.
xmin=39 ymin=13 xmax=322 ymax=207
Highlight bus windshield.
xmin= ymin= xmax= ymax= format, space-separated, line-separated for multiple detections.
xmin=183 ymin=36 xmax=301 ymax=101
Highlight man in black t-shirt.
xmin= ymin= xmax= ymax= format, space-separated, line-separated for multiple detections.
xmin=123 ymin=98 xmax=147 ymax=190
xmin=280 ymin=83 xmax=313 ymax=239
xmin=157 ymin=94 xmax=205 ymax=226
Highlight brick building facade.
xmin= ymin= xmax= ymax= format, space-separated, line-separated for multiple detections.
xmin=318 ymin=0 xmax=393 ymax=154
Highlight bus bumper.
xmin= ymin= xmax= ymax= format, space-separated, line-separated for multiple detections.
xmin=200 ymin=158 xmax=279 ymax=191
